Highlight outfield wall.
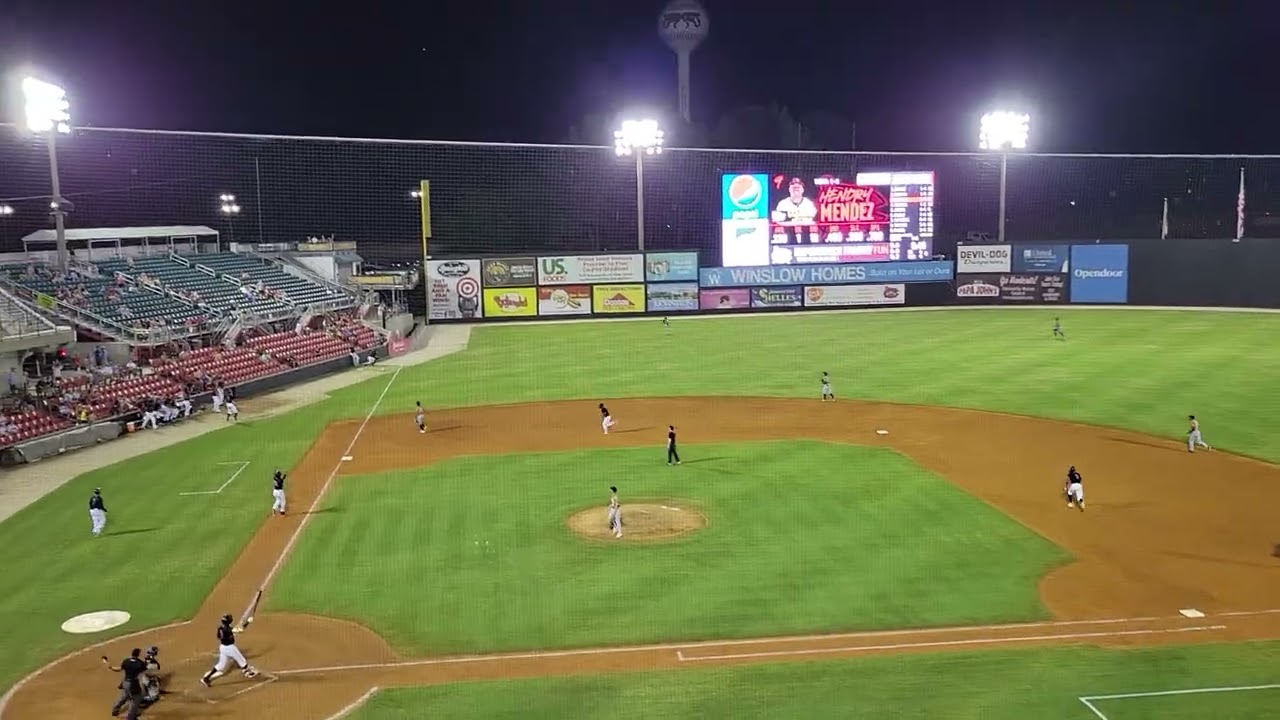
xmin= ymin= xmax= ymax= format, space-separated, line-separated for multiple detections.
xmin=420 ymin=239 xmax=1280 ymax=324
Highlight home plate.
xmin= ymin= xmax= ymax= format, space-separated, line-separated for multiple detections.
xmin=875 ymin=430 xmax=889 ymax=435
xmin=1179 ymin=608 xmax=1205 ymax=618
xmin=341 ymin=456 xmax=353 ymax=461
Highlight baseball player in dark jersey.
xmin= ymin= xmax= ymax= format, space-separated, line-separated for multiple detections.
xmin=200 ymin=614 xmax=258 ymax=686
xmin=103 ymin=648 xmax=146 ymax=719
xmin=667 ymin=425 xmax=681 ymax=465
xmin=599 ymin=403 xmax=615 ymax=434
xmin=1065 ymin=466 xmax=1084 ymax=511
xmin=89 ymin=488 xmax=107 ymax=536
xmin=1053 ymin=317 xmax=1065 ymax=340
xmin=271 ymin=470 xmax=287 ymax=516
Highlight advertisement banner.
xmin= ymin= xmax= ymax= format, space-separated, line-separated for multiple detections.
xmin=537 ymin=285 xmax=591 ymax=316
xmin=803 ymin=283 xmax=906 ymax=307
xmin=426 ymin=259 xmax=482 ymax=320
xmin=645 ymin=252 xmax=699 ymax=283
xmin=954 ymin=274 xmax=1068 ymax=303
xmin=699 ymin=260 xmax=952 ymax=288
xmin=1070 ymin=244 xmax=1129 ymax=303
xmin=956 ymin=245 xmax=1012 ymax=273
xmin=538 ymin=254 xmax=644 ymax=285
xmin=1012 ymin=245 xmax=1069 ymax=273
xmin=750 ymin=286 xmax=803 ymax=308
xmin=480 ymin=257 xmax=537 ymax=287
xmin=482 ymin=287 xmax=537 ymax=318
xmin=646 ymin=282 xmax=699 ymax=312
xmin=591 ymin=284 xmax=646 ymax=314
xmin=700 ymin=288 xmax=751 ymax=310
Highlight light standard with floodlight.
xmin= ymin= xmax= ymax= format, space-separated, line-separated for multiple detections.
xmin=219 ymin=193 xmax=242 ymax=247
xmin=0 ymin=205 xmax=13 ymax=216
xmin=21 ymin=76 xmax=72 ymax=271
xmin=979 ymin=111 xmax=1030 ymax=245
xmin=614 ymin=119 xmax=664 ymax=251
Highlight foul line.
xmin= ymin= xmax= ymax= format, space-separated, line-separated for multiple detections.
xmin=674 ymin=625 xmax=1227 ymax=663
xmin=323 ymin=686 xmax=381 ymax=720
xmin=1078 ymin=683 xmax=1280 ymax=719
xmin=258 ymin=366 xmax=402 ymax=592
xmin=270 ymin=617 xmax=1238 ymax=677
xmin=179 ymin=461 xmax=251 ymax=496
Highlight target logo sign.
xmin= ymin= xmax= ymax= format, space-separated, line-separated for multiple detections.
xmin=456 ymin=277 xmax=480 ymax=297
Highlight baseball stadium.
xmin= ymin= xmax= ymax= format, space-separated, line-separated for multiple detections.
xmin=1 ymin=126 xmax=1279 ymax=720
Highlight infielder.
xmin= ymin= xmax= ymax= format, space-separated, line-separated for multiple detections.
xmin=415 ymin=401 xmax=427 ymax=433
xmin=200 ymin=614 xmax=258 ymax=686
xmin=271 ymin=470 xmax=287 ymax=516
xmin=1187 ymin=415 xmax=1211 ymax=453
xmin=1065 ymin=466 xmax=1085 ymax=511
xmin=89 ymin=487 xmax=108 ymax=537
xmin=607 ymin=486 xmax=623 ymax=538
xmin=599 ymin=403 xmax=615 ymax=434
xmin=821 ymin=372 xmax=834 ymax=402
xmin=667 ymin=425 xmax=681 ymax=465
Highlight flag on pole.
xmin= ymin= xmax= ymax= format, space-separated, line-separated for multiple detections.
xmin=1236 ymin=167 xmax=1246 ymax=240
xmin=1161 ymin=197 xmax=1169 ymax=239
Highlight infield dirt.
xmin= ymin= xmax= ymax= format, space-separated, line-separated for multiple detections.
xmin=5 ymin=397 xmax=1279 ymax=719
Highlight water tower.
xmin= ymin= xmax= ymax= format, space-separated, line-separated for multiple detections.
xmin=658 ymin=0 xmax=709 ymax=123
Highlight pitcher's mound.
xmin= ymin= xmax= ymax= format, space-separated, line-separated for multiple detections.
xmin=567 ymin=502 xmax=707 ymax=542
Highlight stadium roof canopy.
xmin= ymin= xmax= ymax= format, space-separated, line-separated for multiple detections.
xmin=22 ymin=225 xmax=218 ymax=243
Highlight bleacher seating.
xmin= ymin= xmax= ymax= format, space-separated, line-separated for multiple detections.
xmin=0 ymin=409 xmax=73 ymax=445
xmin=96 ymin=256 xmax=290 ymax=316
xmin=3 ymin=268 xmax=203 ymax=328
xmin=189 ymin=253 xmax=345 ymax=307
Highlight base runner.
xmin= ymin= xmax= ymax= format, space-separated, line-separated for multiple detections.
xmin=1065 ymin=465 xmax=1085 ymax=511
xmin=599 ymin=403 xmax=615 ymax=434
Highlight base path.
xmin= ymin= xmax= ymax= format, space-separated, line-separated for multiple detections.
xmin=6 ymin=398 xmax=1280 ymax=719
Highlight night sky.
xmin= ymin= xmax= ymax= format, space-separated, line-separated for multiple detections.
xmin=0 ymin=0 xmax=1273 ymax=152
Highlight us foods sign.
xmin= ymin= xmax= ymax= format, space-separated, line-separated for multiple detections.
xmin=956 ymin=245 xmax=1012 ymax=273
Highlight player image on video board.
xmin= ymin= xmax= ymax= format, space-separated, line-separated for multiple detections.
xmin=772 ymin=177 xmax=820 ymax=244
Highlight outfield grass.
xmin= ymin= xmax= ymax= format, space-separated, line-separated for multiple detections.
xmin=3 ymin=308 xmax=1280 ymax=693
xmin=348 ymin=641 xmax=1280 ymax=720
xmin=268 ymin=442 xmax=1068 ymax=653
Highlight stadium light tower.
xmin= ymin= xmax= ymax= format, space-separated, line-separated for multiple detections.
xmin=615 ymin=118 xmax=664 ymax=251
xmin=979 ymin=111 xmax=1030 ymax=245
xmin=0 ymin=205 xmax=14 ymax=216
xmin=21 ymin=76 xmax=72 ymax=271
xmin=219 ymin=193 xmax=241 ymax=247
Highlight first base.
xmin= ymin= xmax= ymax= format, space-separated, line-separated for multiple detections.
xmin=341 ymin=456 xmax=353 ymax=461
xmin=875 ymin=430 xmax=889 ymax=435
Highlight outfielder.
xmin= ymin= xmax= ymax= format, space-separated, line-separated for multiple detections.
xmin=200 ymin=614 xmax=258 ymax=686
xmin=1053 ymin=317 xmax=1065 ymax=340
xmin=599 ymin=403 xmax=615 ymax=434
xmin=271 ymin=470 xmax=287 ymax=516
xmin=89 ymin=487 xmax=107 ymax=537
xmin=1187 ymin=415 xmax=1211 ymax=453
xmin=415 ymin=401 xmax=427 ymax=433
xmin=1065 ymin=466 xmax=1085 ymax=511
xmin=607 ymin=486 xmax=623 ymax=538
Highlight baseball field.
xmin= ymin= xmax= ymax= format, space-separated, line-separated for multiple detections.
xmin=1 ymin=307 xmax=1279 ymax=719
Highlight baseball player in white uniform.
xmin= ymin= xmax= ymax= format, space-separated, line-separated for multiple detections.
xmin=1187 ymin=415 xmax=1210 ymax=453
xmin=607 ymin=486 xmax=622 ymax=538
xmin=271 ymin=470 xmax=286 ymax=516
xmin=821 ymin=372 xmax=834 ymax=402
xmin=225 ymin=400 xmax=238 ymax=422
xmin=89 ymin=488 xmax=107 ymax=536
xmin=200 ymin=614 xmax=258 ymax=686
xmin=415 ymin=402 xmax=427 ymax=433
xmin=1065 ymin=466 xmax=1084 ymax=511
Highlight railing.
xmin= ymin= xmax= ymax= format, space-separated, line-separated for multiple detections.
xmin=0 ymin=285 xmax=68 ymax=340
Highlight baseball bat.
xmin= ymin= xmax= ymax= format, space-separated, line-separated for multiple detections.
xmin=239 ymin=589 xmax=263 ymax=629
